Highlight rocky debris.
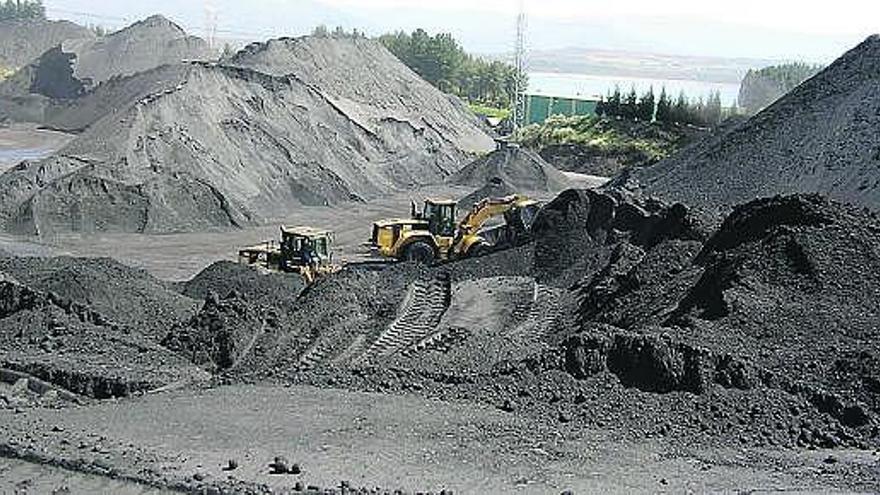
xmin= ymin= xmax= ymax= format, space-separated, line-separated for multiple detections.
xmin=450 ymin=143 xmax=571 ymax=193
xmin=630 ymin=35 xmax=880 ymax=215
xmin=0 ymin=35 xmax=493 ymax=235
xmin=162 ymin=290 xmax=278 ymax=372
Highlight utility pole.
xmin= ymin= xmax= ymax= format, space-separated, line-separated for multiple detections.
xmin=204 ymin=0 xmax=218 ymax=51
xmin=511 ymin=0 xmax=527 ymax=133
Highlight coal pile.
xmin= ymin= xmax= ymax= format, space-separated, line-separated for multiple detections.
xmin=556 ymin=192 xmax=880 ymax=448
xmin=0 ymin=274 xmax=205 ymax=399
xmin=0 ymin=19 xmax=93 ymax=68
xmin=450 ymin=144 xmax=571 ymax=194
xmin=1 ymin=15 xmax=211 ymax=101
xmin=179 ymin=260 xmax=304 ymax=305
xmin=0 ymin=255 xmax=207 ymax=399
xmin=0 ymin=34 xmax=493 ymax=235
xmin=0 ymin=256 xmax=197 ymax=339
xmin=456 ymin=176 xmax=516 ymax=208
xmin=630 ymin=35 xmax=880 ymax=215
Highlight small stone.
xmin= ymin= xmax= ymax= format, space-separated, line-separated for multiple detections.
xmin=193 ymin=472 xmax=206 ymax=482
xmin=660 ymin=478 xmax=668 ymax=485
xmin=499 ymin=399 xmax=515 ymax=412
xmin=823 ymin=455 xmax=838 ymax=464
xmin=290 ymin=462 xmax=302 ymax=475
xmin=269 ymin=456 xmax=289 ymax=474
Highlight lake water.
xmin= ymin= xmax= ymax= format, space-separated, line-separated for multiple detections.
xmin=529 ymin=72 xmax=741 ymax=106
xmin=0 ymin=147 xmax=56 ymax=166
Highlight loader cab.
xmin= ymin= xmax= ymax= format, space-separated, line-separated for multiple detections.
xmin=412 ymin=198 xmax=456 ymax=237
xmin=280 ymin=226 xmax=333 ymax=272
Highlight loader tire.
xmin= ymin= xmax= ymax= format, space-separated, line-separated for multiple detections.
xmin=466 ymin=242 xmax=489 ymax=258
xmin=404 ymin=241 xmax=435 ymax=263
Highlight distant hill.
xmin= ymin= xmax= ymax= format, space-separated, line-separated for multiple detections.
xmin=491 ymin=48 xmax=782 ymax=84
xmin=738 ymin=63 xmax=823 ymax=114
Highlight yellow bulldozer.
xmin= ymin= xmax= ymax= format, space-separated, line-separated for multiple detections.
xmin=370 ymin=194 xmax=541 ymax=263
xmin=238 ymin=226 xmax=341 ymax=284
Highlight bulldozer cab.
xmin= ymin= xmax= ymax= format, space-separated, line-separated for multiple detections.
xmin=415 ymin=199 xmax=456 ymax=238
xmin=280 ymin=226 xmax=333 ymax=271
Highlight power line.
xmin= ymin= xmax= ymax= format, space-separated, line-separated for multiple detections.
xmin=44 ymin=6 xmax=290 ymax=41
xmin=511 ymin=0 xmax=527 ymax=132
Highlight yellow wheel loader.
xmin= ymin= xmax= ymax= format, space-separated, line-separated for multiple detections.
xmin=238 ymin=226 xmax=341 ymax=284
xmin=369 ymin=194 xmax=541 ymax=263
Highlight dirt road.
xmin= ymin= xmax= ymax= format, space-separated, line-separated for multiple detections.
xmin=1 ymin=384 xmax=865 ymax=494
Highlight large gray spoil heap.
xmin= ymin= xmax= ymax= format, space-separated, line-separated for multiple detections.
xmin=1 ymin=15 xmax=211 ymax=100
xmin=0 ymin=34 xmax=494 ymax=235
xmin=0 ymin=18 xmax=94 ymax=68
xmin=629 ymin=35 xmax=880 ymax=215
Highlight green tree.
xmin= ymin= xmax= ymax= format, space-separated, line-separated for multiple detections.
xmin=637 ymin=87 xmax=655 ymax=121
xmin=655 ymin=87 xmax=672 ymax=123
xmin=671 ymin=92 xmax=689 ymax=124
xmin=704 ymin=91 xmax=723 ymax=126
xmin=606 ymin=86 xmax=622 ymax=117
xmin=622 ymin=87 xmax=638 ymax=120
xmin=377 ymin=28 xmax=520 ymax=109
xmin=312 ymin=25 xmax=329 ymax=37
xmin=0 ymin=0 xmax=45 ymax=21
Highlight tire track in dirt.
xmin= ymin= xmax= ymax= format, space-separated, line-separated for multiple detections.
xmin=356 ymin=274 xmax=452 ymax=363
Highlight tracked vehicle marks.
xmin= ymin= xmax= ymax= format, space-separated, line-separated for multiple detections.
xmin=358 ymin=274 xmax=452 ymax=362
xmin=506 ymin=282 xmax=565 ymax=344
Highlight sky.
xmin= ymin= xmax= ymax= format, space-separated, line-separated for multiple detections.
xmin=43 ymin=0 xmax=880 ymax=62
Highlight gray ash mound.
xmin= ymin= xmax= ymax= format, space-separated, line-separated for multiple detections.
xmin=630 ymin=35 xmax=880 ymax=215
xmin=0 ymin=37 xmax=492 ymax=235
xmin=0 ymin=19 xmax=93 ymax=68
xmin=450 ymin=144 xmax=570 ymax=193
xmin=229 ymin=35 xmax=494 ymax=155
xmin=456 ymin=176 xmax=516 ymax=207
xmin=1 ymin=15 xmax=211 ymax=101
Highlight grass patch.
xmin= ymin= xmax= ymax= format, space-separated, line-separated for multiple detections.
xmin=514 ymin=114 xmax=692 ymax=163
xmin=469 ymin=103 xmax=510 ymax=120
